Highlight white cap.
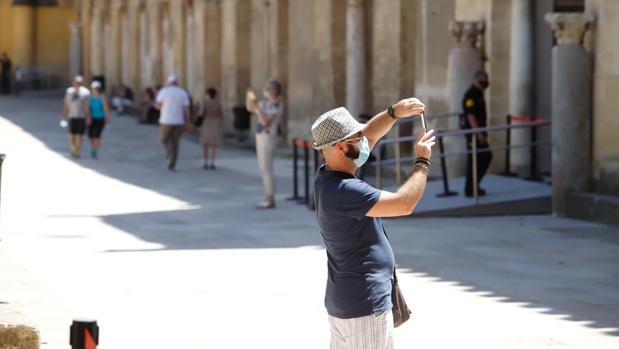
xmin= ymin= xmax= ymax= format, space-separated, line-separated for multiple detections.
xmin=166 ymin=74 xmax=178 ymax=84
xmin=74 ymin=75 xmax=84 ymax=84
xmin=91 ymin=80 xmax=102 ymax=89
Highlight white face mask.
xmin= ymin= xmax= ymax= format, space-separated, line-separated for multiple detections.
xmin=263 ymin=90 xmax=271 ymax=99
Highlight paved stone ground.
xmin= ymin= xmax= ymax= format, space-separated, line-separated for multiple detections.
xmin=1 ymin=94 xmax=618 ymax=349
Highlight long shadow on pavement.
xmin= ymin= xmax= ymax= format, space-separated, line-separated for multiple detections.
xmin=3 ymin=95 xmax=619 ymax=338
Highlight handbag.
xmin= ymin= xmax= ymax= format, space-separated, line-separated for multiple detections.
xmin=391 ymin=268 xmax=412 ymax=328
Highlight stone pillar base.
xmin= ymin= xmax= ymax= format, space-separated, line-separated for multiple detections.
xmin=0 ymin=324 xmax=40 ymax=349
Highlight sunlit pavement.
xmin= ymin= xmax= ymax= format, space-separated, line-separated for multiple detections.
xmin=1 ymin=94 xmax=619 ymax=349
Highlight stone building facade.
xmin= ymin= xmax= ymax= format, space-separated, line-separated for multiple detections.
xmin=72 ymin=0 xmax=618 ymax=222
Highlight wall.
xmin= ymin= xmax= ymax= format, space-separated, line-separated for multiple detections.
xmin=586 ymin=0 xmax=619 ymax=195
xmin=0 ymin=0 xmax=75 ymax=84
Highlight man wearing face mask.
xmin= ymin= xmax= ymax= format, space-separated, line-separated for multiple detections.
xmin=461 ymin=69 xmax=493 ymax=197
xmin=312 ymin=101 xmax=435 ymax=348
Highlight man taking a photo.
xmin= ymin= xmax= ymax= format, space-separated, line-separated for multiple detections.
xmin=312 ymin=98 xmax=435 ymax=348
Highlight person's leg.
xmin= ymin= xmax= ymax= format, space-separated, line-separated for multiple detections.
xmin=168 ymin=126 xmax=183 ymax=170
xmin=255 ymin=133 xmax=274 ymax=206
xmin=477 ymin=142 xmax=493 ymax=184
xmin=160 ymin=125 xmax=173 ymax=166
xmin=328 ymin=311 xmax=393 ymax=349
xmin=202 ymin=143 xmax=210 ymax=170
xmin=464 ymin=137 xmax=473 ymax=195
xmin=210 ymin=145 xmax=217 ymax=168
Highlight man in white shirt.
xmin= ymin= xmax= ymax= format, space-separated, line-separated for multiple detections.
xmin=61 ymin=75 xmax=91 ymax=158
xmin=156 ymin=74 xmax=192 ymax=170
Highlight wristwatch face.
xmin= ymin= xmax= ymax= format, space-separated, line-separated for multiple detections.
xmin=388 ymin=106 xmax=395 ymax=118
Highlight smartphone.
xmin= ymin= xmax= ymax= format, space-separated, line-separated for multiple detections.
xmin=420 ymin=113 xmax=428 ymax=131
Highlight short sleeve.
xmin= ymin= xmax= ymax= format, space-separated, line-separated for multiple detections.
xmin=463 ymin=93 xmax=476 ymax=114
xmin=156 ymin=90 xmax=164 ymax=103
xmin=327 ymin=179 xmax=381 ymax=220
xmin=183 ymin=91 xmax=190 ymax=107
xmin=64 ymin=88 xmax=72 ymax=102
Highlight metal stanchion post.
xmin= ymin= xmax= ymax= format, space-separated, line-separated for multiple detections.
xmin=300 ymin=143 xmax=310 ymax=205
xmin=525 ymin=123 xmax=543 ymax=181
xmin=394 ymin=124 xmax=401 ymax=185
xmin=308 ymin=147 xmax=320 ymax=211
xmin=472 ymin=133 xmax=479 ymax=204
xmin=436 ymin=135 xmax=458 ymax=197
xmin=500 ymin=114 xmax=518 ymax=177
xmin=287 ymin=139 xmax=299 ymax=201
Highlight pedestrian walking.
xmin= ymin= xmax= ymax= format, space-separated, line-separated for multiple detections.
xmin=155 ymin=74 xmax=192 ymax=171
xmin=245 ymin=79 xmax=284 ymax=209
xmin=61 ymin=75 xmax=91 ymax=158
xmin=311 ymin=100 xmax=435 ymax=349
xmin=85 ymin=80 xmax=110 ymax=158
xmin=461 ymin=69 xmax=493 ymax=197
xmin=0 ymin=52 xmax=11 ymax=94
xmin=197 ymin=87 xmax=224 ymax=170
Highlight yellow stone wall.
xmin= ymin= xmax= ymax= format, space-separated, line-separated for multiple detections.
xmin=0 ymin=0 xmax=75 ymax=82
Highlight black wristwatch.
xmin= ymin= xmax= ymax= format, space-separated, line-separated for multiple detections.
xmin=387 ymin=105 xmax=397 ymax=119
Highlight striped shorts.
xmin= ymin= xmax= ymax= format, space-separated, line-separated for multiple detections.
xmin=328 ymin=310 xmax=394 ymax=349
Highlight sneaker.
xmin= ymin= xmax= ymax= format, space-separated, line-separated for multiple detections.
xmin=203 ymin=164 xmax=210 ymax=170
xmin=255 ymin=200 xmax=276 ymax=209
xmin=91 ymin=149 xmax=98 ymax=159
xmin=210 ymin=164 xmax=216 ymax=170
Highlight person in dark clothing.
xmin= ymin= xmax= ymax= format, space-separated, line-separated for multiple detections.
xmin=461 ymin=69 xmax=493 ymax=197
xmin=1 ymin=52 xmax=12 ymax=94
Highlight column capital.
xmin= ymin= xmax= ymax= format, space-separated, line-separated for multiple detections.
xmin=545 ymin=13 xmax=594 ymax=45
xmin=449 ymin=21 xmax=484 ymax=48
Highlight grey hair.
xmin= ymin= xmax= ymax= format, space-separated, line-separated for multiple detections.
xmin=267 ymin=79 xmax=283 ymax=96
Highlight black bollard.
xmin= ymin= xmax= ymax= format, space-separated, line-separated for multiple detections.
xmin=287 ymin=139 xmax=300 ymax=201
xmin=500 ymin=114 xmax=518 ymax=177
xmin=299 ymin=142 xmax=310 ymax=205
xmin=70 ymin=319 xmax=99 ymax=349
xmin=436 ymin=135 xmax=458 ymax=197
xmin=525 ymin=123 xmax=543 ymax=181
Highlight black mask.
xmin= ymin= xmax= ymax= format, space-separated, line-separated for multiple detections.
xmin=480 ymin=80 xmax=489 ymax=89
xmin=344 ymin=144 xmax=360 ymax=160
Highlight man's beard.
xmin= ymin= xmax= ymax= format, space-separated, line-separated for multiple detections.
xmin=344 ymin=144 xmax=359 ymax=160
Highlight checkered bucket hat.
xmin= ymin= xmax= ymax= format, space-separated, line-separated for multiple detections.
xmin=311 ymin=107 xmax=364 ymax=150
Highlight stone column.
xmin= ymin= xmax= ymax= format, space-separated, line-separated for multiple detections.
xmin=204 ymin=0 xmax=221 ymax=89
xmin=372 ymin=0 xmax=401 ymax=112
xmin=69 ymin=21 xmax=82 ymax=80
xmin=445 ymin=21 xmax=484 ymax=177
xmin=12 ymin=4 xmax=36 ymax=67
xmin=148 ymin=1 xmax=163 ymax=86
xmin=313 ymin=0 xmax=336 ymax=112
xmin=109 ymin=0 xmax=123 ymax=89
xmin=170 ymin=0 xmax=187 ymax=86
xmin=90 ymin=2 xmax=104 ymax=76
xmin=221 ymin=0 xmax=239 ymax=130
xmin=509 ymin=0 xmax=534 ymax=173
xmin=81 ymin=0 xmax=92 ymax=81
xmin=546 ymin=13 xmax=594 ymax=216
xmin=127 ymin=0 xmax=141 ymax=95
xmin=346 ymin=0 xmax=365 ymax=118
xmin=193 ymin=0 xmax=207 ymax=99
xmin=250 ymin=0 xmax=269 ymax=94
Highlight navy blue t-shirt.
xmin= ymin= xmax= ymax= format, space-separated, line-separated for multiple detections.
xmin=314 ymin=163 xmax=395 ymax=319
